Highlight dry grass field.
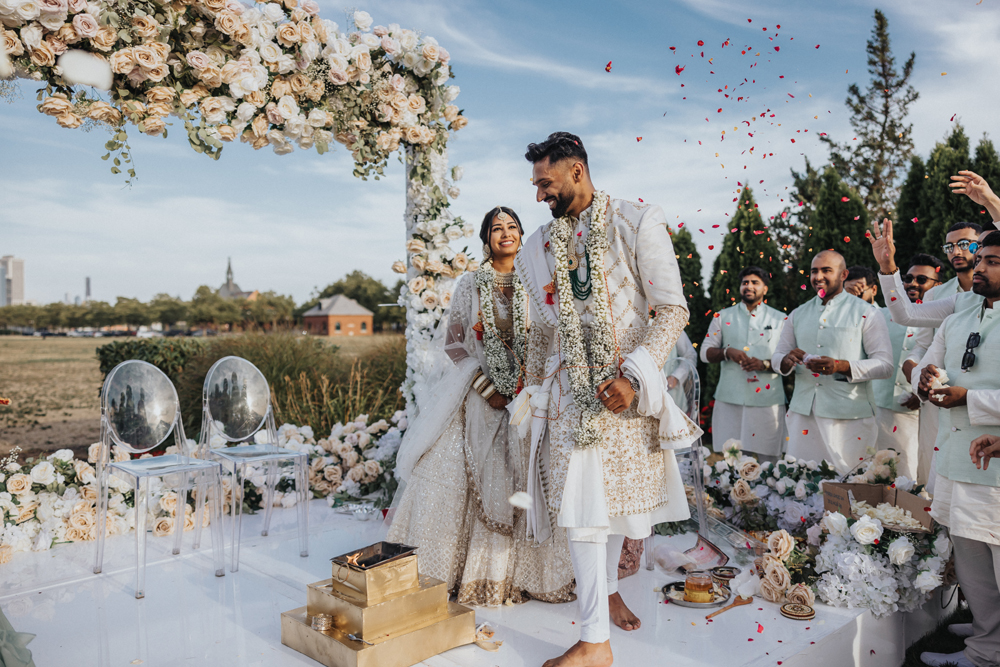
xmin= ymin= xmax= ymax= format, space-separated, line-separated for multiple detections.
xmin=0 ymin=333 xmax=399 ymax=463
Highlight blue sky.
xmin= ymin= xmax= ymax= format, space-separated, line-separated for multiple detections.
xmin=2 ymin=0 xmax=998 ymax=305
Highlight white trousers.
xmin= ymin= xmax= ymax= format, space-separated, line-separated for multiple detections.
xmin=874 ymin=407 xmax=919 ymax=479
xmin=710 ymin=401 xmax=787 ymax=458
xmin=567 ymin=534 xmax=626 ymax=644
xmin=785 ymin=412 xmax=877 ymax=475
xmin=953 ymin=535 xmax=1000 ymax=667
xmin=918 ymin=404 xmax=939 ymax=491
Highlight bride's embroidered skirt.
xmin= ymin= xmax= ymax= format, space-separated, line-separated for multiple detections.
xmin=387 ymin=401 xmax=575 ymax=606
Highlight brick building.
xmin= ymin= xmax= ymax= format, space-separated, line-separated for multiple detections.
xmin=302 ymin=295 xmax=373 ymax=336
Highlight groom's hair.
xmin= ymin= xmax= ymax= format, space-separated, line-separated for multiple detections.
xmin=524 ymin=132 xmax=588 ymax=168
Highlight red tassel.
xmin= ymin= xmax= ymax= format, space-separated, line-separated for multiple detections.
xmin=545 ymin=293 xmax=554 ymax=305
xmin=476 ymin=330 xmax=483 ymax=340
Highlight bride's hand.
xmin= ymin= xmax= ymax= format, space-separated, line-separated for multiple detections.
xmin=487 ymin=393 xmax=509 ymax=410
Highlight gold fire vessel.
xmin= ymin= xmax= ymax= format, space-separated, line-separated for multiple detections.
xmin=281 ymin=542 xmax=476 ymax=667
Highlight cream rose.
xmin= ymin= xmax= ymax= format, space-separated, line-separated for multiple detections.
xmin=450 ymin=115 xmax=468 ymax=131
xmin=80 ymin=484 xmax=98 ymax=501
xmin=420 ymin=43 xmax=438 ymax=62
xmin=850 ymin=514 xmax=884 ymax=545
xmin=55 ymin=24 xmax=80 ymax=44
xmin=68 ymin=510 xmax=94 ymax=530
xmin=276 ymin=94 xmax=298 ymax=120
xmin=452 ymin=252 xmax=469 ymax=271
xmin=132 ymin=15 xmax=158 ymax=39
xmin=200 ymin=67 xmax=224 ymax=89
xmin=391 ymin=260 xmax=407 ymax=274
xmin=29 ymin=41 xmax=56 ymax=67
xmin=405 ymin=238 xmax=426 ymax=253
xmin=738 ymin=459 xmax=761 ymax=482
xmin=276 ymin=22 xmax=299 ymax=47
xmin=759 ymin=578 xmax=784 ymax=604
xmin=767 ymin=529 xmax=795 ymax=561
xmin=0 ymin=545 xmax=12 ymax=564
xmin=408 ymin=276 xmax=426 ymax=294
xmin=729 ymin=478 xmax=755 ymax=505
xmin=152 ymin=517 xmax=174 ymax=537
xmin=346 ymin=465 xmax=365 ymax=483
xmin=90 ymin=25 xmax=116 ymax=51
xmin=3 ymin=30 xmax=25 ymax=57
xmin=39 ymin=95 xmax=73 ymax=116
xmin=71 ymin=11 xmax=99 ymax=38
xmin=420 ymin=291 xmax=439 ymax=309
xmin=6 ymin=473 xmax=31 ymax=495
xmin=764 ymin=560 xmax=791 ymax=591
xmin=363 ymin=460 xmax=381 ymax=478
xmin=785 ymin=583 xmax=815 ymax=607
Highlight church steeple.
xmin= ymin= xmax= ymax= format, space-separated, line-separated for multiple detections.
xmin=226 ymin=257 xmax=234 ymax=285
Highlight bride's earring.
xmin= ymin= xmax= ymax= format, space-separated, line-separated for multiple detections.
xmin=482 ymin=243 xmax=491 ymax=259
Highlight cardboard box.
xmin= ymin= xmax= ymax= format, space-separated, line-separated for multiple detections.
xmin=823 ymin=483 xmax=932 ymax=533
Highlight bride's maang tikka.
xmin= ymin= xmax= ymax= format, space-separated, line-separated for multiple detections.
xmin=495 ymin=207 xmax=509 ymax=222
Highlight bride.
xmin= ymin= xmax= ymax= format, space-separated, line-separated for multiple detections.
xmin=387 ymin=206 xmax=576 ymax=606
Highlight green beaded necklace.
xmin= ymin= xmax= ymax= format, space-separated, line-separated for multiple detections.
xmin=568 ymin=249 xmax=592 ymax=300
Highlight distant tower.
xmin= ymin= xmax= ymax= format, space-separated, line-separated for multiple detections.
xmin=226 ymin=257 xmax=234 ymax=285
xmin=85 ymin=277 xmax=91 ymax=303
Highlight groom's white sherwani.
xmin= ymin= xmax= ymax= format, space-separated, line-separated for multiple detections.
xmin=516 ymin=197 xmax=698 ymax=546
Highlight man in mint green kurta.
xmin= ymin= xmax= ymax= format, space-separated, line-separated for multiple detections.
xmin=915 ymin=231 xmax=1000 ymax=667
xmin=701 ymin=266 xmax=786 ymax=459
xmin=771 ymin=251 xmax=893 ymax=473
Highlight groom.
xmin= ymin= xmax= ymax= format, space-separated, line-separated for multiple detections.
xmin=516 ymin=132 xmax=696 ymax=666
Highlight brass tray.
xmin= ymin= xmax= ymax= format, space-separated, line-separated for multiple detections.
xmin=662 ymin=581 xmax=732 ymax=609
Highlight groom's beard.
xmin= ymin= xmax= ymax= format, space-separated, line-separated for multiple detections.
xmin=548 ymin=187 xmax=576 ymax=219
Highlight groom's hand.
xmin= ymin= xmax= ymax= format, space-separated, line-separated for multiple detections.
xmin=597 ymin=378 xmax=635 ymax=415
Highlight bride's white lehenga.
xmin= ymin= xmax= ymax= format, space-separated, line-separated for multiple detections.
xmin=387 ymin=273 xmax=575 ymax=606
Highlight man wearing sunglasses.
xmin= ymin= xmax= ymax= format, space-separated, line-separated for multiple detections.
xmin=871 ymin=221 xmax=989 ymax=489
xmin=913 ymin=230 xmax=1000 ymax=667
xmin=866 ymin=255 xmax=943 ymax=480
xmin=771 ymin=250 xmax=893 ymax=473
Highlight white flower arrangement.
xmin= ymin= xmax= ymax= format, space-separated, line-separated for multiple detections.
xmin=814 ymin=510 xmax=951 ymax=617
xmin=474 ymin=259 xmax=527 ymax=397
xmin=0 ymin=413 xmax=408 ymax=566
xmin=548 ymin=190 xmax=616 ymax=449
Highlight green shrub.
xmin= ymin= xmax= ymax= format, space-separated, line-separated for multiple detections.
xmin=96 ymin=338 xmax=205 ymax=387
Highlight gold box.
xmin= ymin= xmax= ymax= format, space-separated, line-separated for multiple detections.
xmin=280 ymin=602 xmax=475 ymax=667
xmin=306 ymin=575 xmax=448 ymax=640
xmin=328 ymin=554 xmax=419 ymax=604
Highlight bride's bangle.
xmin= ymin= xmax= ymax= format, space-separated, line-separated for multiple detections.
xmin=472 ymin=371 xmax=497 ymax=399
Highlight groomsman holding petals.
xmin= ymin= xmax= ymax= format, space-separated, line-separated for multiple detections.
xmin=771 ymin=250 xmax=893 ymax=473
xmin=701 ymin=266 xmax=787 ymax=460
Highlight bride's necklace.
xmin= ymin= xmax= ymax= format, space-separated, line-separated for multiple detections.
xmin=493 ymin=271 xmax=515 ymax=288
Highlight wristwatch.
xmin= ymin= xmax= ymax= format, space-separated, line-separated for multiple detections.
xmin=763 ymin=359 xmax=772 ymax=372
xmin=623 ymin=371 xmax=641 ymax=394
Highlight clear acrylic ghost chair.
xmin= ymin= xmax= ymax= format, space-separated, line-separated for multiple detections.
xmin=93 ymin=360 xmax=225 ymax=598
xmin=645 ymin=355 xmax=706 ymax=570
xmin=197 ymin=356 xmax=309 ymax=573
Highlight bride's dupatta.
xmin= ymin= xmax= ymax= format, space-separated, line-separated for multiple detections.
xmin=388 ymin=274 xmax=522 ymax=535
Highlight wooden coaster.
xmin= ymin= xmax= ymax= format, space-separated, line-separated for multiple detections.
xmin=779 ymin=603 xmax=815 ymax=621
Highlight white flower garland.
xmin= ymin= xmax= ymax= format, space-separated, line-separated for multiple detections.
xmin=474 ymin=260 xmax=527 ymax=397
xmin=549 ymin=190 xmax=617 ymax=449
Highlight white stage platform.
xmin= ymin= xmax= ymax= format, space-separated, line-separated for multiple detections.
xmin=0 ymin=499 xmax=956 ymax=667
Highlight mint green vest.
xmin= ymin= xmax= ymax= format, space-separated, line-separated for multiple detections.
xmin=872 ymin=308 xmax=918 ymax=413
xmin=937 ymin=302 xmax=1000 ymax=487
xmin=713 ymin=303 xmax=786 ymax=407
xmin=788 ymin=292 xmax=877 ymax=419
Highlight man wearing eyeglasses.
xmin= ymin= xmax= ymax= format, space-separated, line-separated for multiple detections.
xmin=771 ymin=250 xmax=893 ymax=473
xmin=913 ymin=230 xmax=1000 ymax=667
xmin=866 ymin=255 xmax=944 ymax=479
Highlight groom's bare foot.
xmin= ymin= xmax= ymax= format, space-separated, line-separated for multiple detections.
xmin=541 ymin=640 xmax=614 ymax=667
xmin=609 ymin=592 xmax=640 ymax=631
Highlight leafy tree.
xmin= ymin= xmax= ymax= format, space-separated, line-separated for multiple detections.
xmin=150 ymin=293 xmax=188 ymax=329
xmin=709 ymin=186 xmax=786 ymax=313
xmin=821 ymin=9 xmax=918 ymax=221
xmin=242 ymin=291 xmax=295 ymax=330
xmin=189 ymin=285 xmax=226 ymax=327
xmin=114 ymin=297 xmax=152 ymax=330
xmin=801 ymin=167 xmax=871 ymax=288
xmin=893 ymin=156 xmax=927 ymax=269
xmin=972 ymin=136 xmax=1000 ymax=223
xmin=85 ymin=301 xmax=116 ymax=329
xmin=920 ymin=125 xmax=977 ymax=266
xmin=774 ymin=158 xmax=823 ymax=268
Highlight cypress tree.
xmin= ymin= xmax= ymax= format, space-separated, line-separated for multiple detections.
xmin=821 ymin=9 xmax=918 ymax=221
xmin=803 ymin=167 xmax=871 ymax=277
xmin=893 ymin=156 xmax=927 ymax=269
xmin=669 ymin=225 xmax=711 ymax=346
xmin=709 ymin=186 xmax=786 ymax=313
xmin=921 ymin=125 xmax=974 ymax=266
xmin=972 ymin=137 xmax=1000 ymax=226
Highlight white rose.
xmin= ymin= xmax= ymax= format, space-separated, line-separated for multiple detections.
xmin=30 ymin=462 xmax=56 ymax=486
xmin=794 ymin=480 xmax=807 ymax=499
xmin=352 ymin=10 xmax=372 ymax=31
xmin=262 ymin=2 xmax=283 ymax=23
xmin=276 ymin=95 xmax=298 ymax=120
xmin=894 ymin=475 xmax=915 ymax=492
xmin=934 ymin=534 xmax=952 ymax=559
xmin=451 ymin=165 xmax=464 ymax=182
xmin=914 ymin=570 xmax=943 ymax=594
xmin=447 ymin=186 xmax=460 ymax=199
xmin=887 ymin=536 xmax=915 ymax=565
xmin=850 ymin=514 xmax=884 ymax=545
xmin=824 ymin=511 xmax=849 ymax=538
xmin=49 ymin=449 xmax=73 ymax=463
xmin=714 ymin=461 xmax=728 ymax=474
xmin=445 ymin=226 xmax=463 ymax=241
xmin=397 ymin=28 xmax=417 ymax=51
xmin=259 ymin=41 xmax=281 ymax=63
xmin=775 ymin=479 xmax=788 ymax=495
